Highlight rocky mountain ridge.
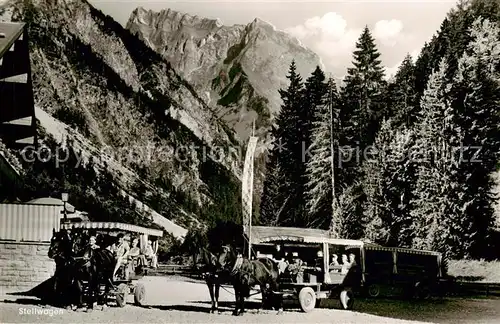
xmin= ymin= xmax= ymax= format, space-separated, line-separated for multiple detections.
xmin=126 ymin=6 xmax=324 ymax=143
xmin=0 ymin=0 xmax=244 ymax=234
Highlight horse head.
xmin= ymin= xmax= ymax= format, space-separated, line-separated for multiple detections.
xmin=48 ymin=228 xmax=72 ymax=260
xmin=218 ymin=244 xmax=241 ymax=274
xmin=71 ymin=231 xmax=91 ymax=258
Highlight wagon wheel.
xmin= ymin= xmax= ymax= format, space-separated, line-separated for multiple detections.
xmin=367 ymin=284 xmax=381 ymax=298
xmin=340 ymin=290 xmax=354 ymax=310
xmin=415 ymin=282 xmax=431 ymax=300
xmin=298 ymin=287 xmax=316 ymax=313
xmin=116 ymin=283 xmax=128 ymax=308
xmin=134 ymin=283 xmax=146 ymax=306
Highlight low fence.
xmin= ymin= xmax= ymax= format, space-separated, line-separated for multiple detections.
xmin=150 ymin=264 xmax=201 ymax=279
xmin=446 ymin=280 xmax=500 ymax=298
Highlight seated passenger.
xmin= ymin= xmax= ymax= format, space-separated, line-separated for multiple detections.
xmin=314 ymin=250 xmax=324 ymax=271
xmin=142 ymin=240 xmax=158 ymax=268
xmin=348 ymin=253 xmax=357 ymax=267
xmin=330 ymin=254 xmax=340 ymax=267
xmin=287 ymin=252 xmax=305 ymax=283
xmin=113 ymin=233 xmax=130 ymax=280
xmin=341 ymin=254 xmax=350 ymax=274
xmin=329 ymin=254 xmax=342 ymax=273
xmin=129 ymin=238 xmax=147 ymax=268
xmin=89 ymin=236 xmax=100 ymax=250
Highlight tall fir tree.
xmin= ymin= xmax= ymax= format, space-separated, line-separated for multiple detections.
xmin=259 ymin=125 xmax=286 ymax=226
xmin=302 ymin=66 xmax=329 ymax=152
xmin=410 ymin=59 xmax=464 ymax=257
xmin=340 ymin=26 xmax=387 ymax=184
xmin=386 ymin=54 xmax=418 ymax=127
xmin=362 ymin=118 xmax=395 ymax=244
xmin=447 ymin=18 xmax=500 ymax=257
xmin=305 ymin=78 xmax=340 ymax=229
xmin=363 ymin=119 xmax=417 ymax=247
xmin=260 ymin=60 xmax=307 ymax=226
xmin=335 ymin=26 xmax=386 ymax=238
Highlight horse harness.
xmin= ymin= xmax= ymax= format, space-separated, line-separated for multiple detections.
xmin=230 ymin=256 xmax=267 ymax=288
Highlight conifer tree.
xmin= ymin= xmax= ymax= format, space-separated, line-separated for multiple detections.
xmin=363 ymin=119 xmax=417 ymax=246
xmin=302 ymin=66 xmax=329 ymax=151
xmin=386 ymin=54 xmax=418 ymax=127
xmin=410 ymin=59 xmax=463 ymax=256
xmin=362 ymin=118 xmax=394 ymax=243
xmin=260 ymin=60 xmax=306 ymax=226
xmin=259 ymin=153 xmax=285 ymax=226
xmin=340 ymin=26 xmax=387 ymax=184
xmin=305 ymin=78 xmax=340 ymax=229
xmin=447 ymin=18 xmax=500 ymax=257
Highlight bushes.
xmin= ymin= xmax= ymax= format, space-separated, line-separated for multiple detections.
xmin=447 ymin=259 xmax=500 ymax=282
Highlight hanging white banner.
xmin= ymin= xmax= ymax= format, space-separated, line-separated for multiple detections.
xmin=242 ymin=136 xmax=258 ymax=233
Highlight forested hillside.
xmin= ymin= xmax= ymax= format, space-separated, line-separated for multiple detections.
xmin=259 ymin=0 xmax=500 ymax=259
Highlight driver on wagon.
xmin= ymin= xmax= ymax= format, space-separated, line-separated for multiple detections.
xmin=89 ymin=236 xmax=100 ymax=250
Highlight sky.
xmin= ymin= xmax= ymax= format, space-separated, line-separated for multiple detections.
xmin=89 ymin=0 xmax=460 ymax=78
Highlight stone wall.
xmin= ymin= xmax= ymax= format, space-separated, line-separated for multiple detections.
xmin=0 ymin=241 xmax=55 ymax=294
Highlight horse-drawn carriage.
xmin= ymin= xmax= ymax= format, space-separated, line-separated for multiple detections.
xmin=249 ymin=226 xmax=362 ymax=312
xmin=54 ymin=221 xmax=163 ymax=308
xmin=249 ymin=225 xmax=445 ymax=312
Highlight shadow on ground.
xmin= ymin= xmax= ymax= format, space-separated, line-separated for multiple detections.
xmin=143 ymin=300 xmax=264 ymax=314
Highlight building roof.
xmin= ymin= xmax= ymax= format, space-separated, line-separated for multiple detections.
xmin=26 ymin=197 xmax=76 ymax=213
xmin=0 ymin=22 xmax=24 ymax=58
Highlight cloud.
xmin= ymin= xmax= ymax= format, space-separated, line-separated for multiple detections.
xmin=384 ymin=48 xmax=422 ymax=80
xmin=373 ymin=19 xmax=404 ymax=46
xmin=285 ymin=13 xmax=423 ymax=80
xmin=285 ymin=12 xmax=362 ymax=77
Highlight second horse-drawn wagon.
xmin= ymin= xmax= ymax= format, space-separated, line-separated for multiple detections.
xmin=249 ymin=225 xmax=445 ymax=313
xmin=60 ymin=221 xmax=163 ymax=307
xmin=249 ymin=226 xmax=361 ymax=312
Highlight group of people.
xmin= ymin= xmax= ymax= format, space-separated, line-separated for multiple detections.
xmin=111 ymin=233 xmax=158 ymax=280
xmin=329 ymin=253 xmax=357 ymax=274
xmin=80 ymin=232 xmax=158 ymax=280
xmin=266 ymin=247 xmax=359 ymax=283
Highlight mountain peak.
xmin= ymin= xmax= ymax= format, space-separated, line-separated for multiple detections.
xmin=127 ymin=6 xmax=323 ymax=142
xmin=128 ymin=7 xmax=226 ymax=32
xmin=249 ymin=17 xmax=276 ymax=31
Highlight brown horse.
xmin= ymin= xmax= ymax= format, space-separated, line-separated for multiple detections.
xmin=218 ymin=245 xmax=283 ymax=316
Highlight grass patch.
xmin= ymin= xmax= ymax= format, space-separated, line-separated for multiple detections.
xmin=448 ymin=259 xmax=500 ymax=282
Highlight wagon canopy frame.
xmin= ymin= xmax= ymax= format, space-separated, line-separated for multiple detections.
xmin=60 ymin=221 xmax=163 ymax=237
xmin=249 ymin=225 xmax=364 ymax=247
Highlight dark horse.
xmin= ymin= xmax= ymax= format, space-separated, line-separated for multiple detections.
xmin=47 ymin=229 xmax=77 ymax=308
xmin=71 ymin=231 xmax=116 ymax=310
xmin=218 ymin=245 xmax=283 ymax=316
xmin=197 ymin=246 xmax=231 ymax=313
xmin=48 ymin=229 xmax=116 ymax=311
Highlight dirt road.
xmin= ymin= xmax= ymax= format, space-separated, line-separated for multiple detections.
xmin=1 ymin=276 xmax=499 ymax=323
